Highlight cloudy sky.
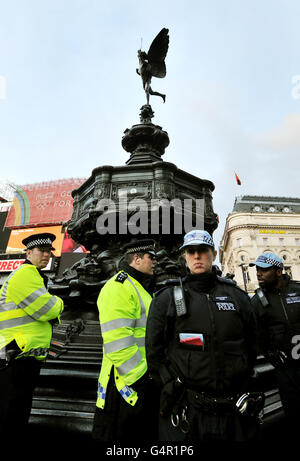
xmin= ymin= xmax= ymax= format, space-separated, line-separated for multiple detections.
xmin=0 ymin=0 xmax=299 ymax=253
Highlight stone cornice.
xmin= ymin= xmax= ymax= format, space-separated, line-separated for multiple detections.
xmin=220 ymin=222 xmax=300 ymax=260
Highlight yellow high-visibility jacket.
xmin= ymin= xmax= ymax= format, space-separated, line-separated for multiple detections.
xmin=96 ymin=270 xmax=153 ymax=408
xmin=0 ymin=262 xmax=64 ymax=360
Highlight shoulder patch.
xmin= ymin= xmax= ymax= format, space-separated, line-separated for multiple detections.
xmin=115 ymin=271 xmax=128 ymax=283
xmin=154 ymin=286 xmax=172 ymax=297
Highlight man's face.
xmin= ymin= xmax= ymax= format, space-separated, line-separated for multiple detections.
xmin=134 ymin=253 xmax=156 ymax=275
xmin=256 ymin=266 xmax=282 ymax=289
xmin=183 ymin=245 xmax=217 ymax=274
xmin=27 ymin=247 xmax=52 ymax=269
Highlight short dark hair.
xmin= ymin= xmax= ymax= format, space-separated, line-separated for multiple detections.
xmin=124 ymin=252 xmax=146 ymax=265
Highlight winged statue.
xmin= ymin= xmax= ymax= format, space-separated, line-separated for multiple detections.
xmin=136 ymin=28 xmax=169 ymax=104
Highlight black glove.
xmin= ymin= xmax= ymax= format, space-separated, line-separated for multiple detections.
xmin=160 ymin=377 xmax=185 ymax=417
xmin=267 ymin=350 xmax=288 ymax=368
xmin=236 ymin=392 xmax=265 ymax=417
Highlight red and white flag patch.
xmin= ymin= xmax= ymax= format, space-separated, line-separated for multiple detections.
xmin=179 ymin=333 xmax=204 ymax=346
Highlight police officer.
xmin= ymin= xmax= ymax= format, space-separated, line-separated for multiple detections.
xmin=92 ymin=239 xmax=158 ymax=442
xmin=146 ymin=230 xmax=261 ymax=442
xmin=0 ymin=233 xmax=64 ymax=436
xmin=250 ymin=252 xmax=300 ymax=438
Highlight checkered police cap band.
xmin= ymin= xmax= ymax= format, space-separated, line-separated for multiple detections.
xmin=180 ymin=230 xmax=215 ymax=250
xmin=27 ymin=237 xmax=54 ymax=249
xmin=184 ymin=232 xmax=214 ymax=247
xmin=257 ymin=254 xmax=283 ymax=268
xmin=125 ymin=245 xmax=154 ymax=254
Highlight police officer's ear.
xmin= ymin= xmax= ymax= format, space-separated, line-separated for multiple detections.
xmin=276 ymin=268 xmax=283 ymax=278
xmin=212 ymin=249 xmax=217 ymax=261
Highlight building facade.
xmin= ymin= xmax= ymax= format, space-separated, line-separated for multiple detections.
xmin=219 ymin=196 xmax=300 ymax=293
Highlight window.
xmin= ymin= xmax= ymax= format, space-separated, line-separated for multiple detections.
xmin=245 ymin=269 xmax=251 ymax=283
xmin=279 ymin=238 xmax=284 ymax=245
xmin=263 ymin=237 xmax=268 ymax=245
xmin=285 ymin=267 xmax=293 ymax=279
xmin=296 ymin=238 xmax=300 ymax=246
xmin=236 ymin=238 xmax=242 ymax=247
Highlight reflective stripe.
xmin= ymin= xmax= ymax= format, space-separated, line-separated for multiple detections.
xmin=135 ymin=337 xmax=145 ymax=347
xmin=18 ymin=347 xmax=49 ymax=358
xmin=0 ymin=301 xmax=17 ymax=312
xmin=104 ymin=335 xmax=145 ymax=354
xmin=98 ymin=383 xmax=106 ymax=400
xmin=126 ymin=276 xmax=147 ymax=327
xmin=104 ymin=335 xmax=135 ymax=354
xmin=0 ymin=315 xmax=35 ymax=330
xmin=18 ymin=287 xmax=47 ymax=310
xmin=120 ymin=385 xmax=134 ymax=401
xmin=0 ymin=266 xmax=24 ymax=304
xmin=29 ymin=296 xmax=57 ymax=320
xmin=117 ymin=350 xmax=142 ymax=375
xmin=101 ymin=318 xmax=136 ymax=333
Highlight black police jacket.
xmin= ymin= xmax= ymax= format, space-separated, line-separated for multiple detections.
xmin=145 ymin=272 xmax=257 ymax=395
xmin=251 ymin=275 xmax=300 ymax=356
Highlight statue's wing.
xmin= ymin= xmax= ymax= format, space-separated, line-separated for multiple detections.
xmin=147 ymin=28 xmax=169 ymax=78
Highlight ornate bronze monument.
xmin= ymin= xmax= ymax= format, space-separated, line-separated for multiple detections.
xmin=29 ymin=29 xmax=282 ymax=439
xmin=51 ymin=29 xmax=218 ymax=316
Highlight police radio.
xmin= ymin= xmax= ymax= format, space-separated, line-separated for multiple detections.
xmin=173 ymin=278 xmax=187 ymax=317
xmin=256 ymin=288 xmax=269 ymax=308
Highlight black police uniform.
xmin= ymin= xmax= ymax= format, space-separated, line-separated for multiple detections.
xmin=251 ymin=274 xmax=300 ymax=436
xmin=146 ymin=271 xmax=260 ymax=442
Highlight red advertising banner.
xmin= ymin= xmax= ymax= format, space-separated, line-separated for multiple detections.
xmin=5 ymin=178 xmax=86 ymax=228
xmin=0 ymin=259 xmax=25 ymax=272
xmin=0 ymin=258 xmax=53 ymax=272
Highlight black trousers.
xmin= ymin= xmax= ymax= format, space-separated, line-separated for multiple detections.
xmin=275 ymin=364 xmax=300 ymax=439
xmin=92 ymin=372 xmax=159 ymax=443
xmin=0 ymin=357 xmax=41 ymax=436
xmin=159 ymin=406 xmax=261 ymax=442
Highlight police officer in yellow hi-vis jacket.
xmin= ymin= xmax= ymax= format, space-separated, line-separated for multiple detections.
xmin=92 ymin=239 xmax=158 ymax=442
xmin=0 ymin=233 xmax=64 ymax=436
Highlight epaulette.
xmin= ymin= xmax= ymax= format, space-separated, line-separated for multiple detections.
xmin=115 ymin=271 xmax=128 ymax=283
xmin=217 ymin=276 xmax=237 ymax=286
xmin=154 ymin=279 xmax=180 ymax=297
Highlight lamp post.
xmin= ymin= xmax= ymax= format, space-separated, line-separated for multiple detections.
xmin=239 ymin=263 xmax=248 ymax=292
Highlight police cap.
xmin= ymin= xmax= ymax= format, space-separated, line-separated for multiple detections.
xmin=123 ymin=239 xmax=156 ymax=257
xmin=22 ymin=233 xmax=56 ymax=251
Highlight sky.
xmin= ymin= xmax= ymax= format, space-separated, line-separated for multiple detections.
xmin=0 ymin=0 xmax=300 ymax=256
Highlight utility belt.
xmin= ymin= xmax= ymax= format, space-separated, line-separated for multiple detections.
xmin=169 ymin=388 xmax=265 ymax=433
xmin=186 ymin=389 xmax=236 ymax=415
xmin=186 ymin=389 xmax=264 ymax=419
